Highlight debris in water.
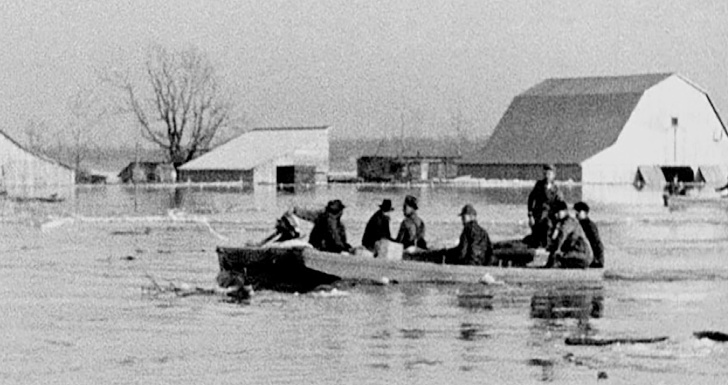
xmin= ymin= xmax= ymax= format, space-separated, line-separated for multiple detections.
xmin=693 ymin=331 xmax=728 ymax=342
xmin=565 ymin=336 xmax=669 ymax=346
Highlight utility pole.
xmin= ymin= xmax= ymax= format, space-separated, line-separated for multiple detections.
xmin=672 ymin=117 xmax=678 ymax=164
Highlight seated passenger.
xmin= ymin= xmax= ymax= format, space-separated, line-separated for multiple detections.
xmin=545 ymin=201 xmax=593 ymax=269
xmin=361 ymin=199 xmax=394 ymax=254
xmin=308 ymin=200 xmax=354 ymax=254
xmin=445 ymin=204 xmax=493 ymax=266
xmin=573 ymin=202 xmax=605 ymax=268
xmin=395 ymin=195 xmax=428 ymax=251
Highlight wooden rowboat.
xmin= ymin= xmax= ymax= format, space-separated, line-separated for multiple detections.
xmin=216 ymin=245 xmax=603 ymax=292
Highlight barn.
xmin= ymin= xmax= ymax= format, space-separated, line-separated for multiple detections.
xmin=0 ymin=130 xmax=75 ymax=193
xmin=178 ymin=126 xmax=329 ymax=186
xmin=459 ymin=73 xmax=728 ymax=185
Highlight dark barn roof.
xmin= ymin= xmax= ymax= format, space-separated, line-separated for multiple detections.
xmin=464 ymin=73 xmax=674 ymax=165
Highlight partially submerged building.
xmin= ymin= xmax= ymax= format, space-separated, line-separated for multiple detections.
xmin=459 ymin=73 xmax=728 ymax=185
xmin=118 ymin=162 xmax=176 ymax=184
xmin=0 ymin=130 xmax=75 ymax=193
xmin=178 ymin=126 xmax=330 ymax=186
xmin=357 ymin=154 xmax=459 ymax=182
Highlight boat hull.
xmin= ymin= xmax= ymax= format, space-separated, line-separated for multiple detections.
xmin=216 ymin=246 xmax=603 ymax=292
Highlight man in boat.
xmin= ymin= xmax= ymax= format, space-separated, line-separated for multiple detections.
xmin=526 ymin=164 xmax=565 ymax=248
xmin=544 ymin=200 xmax=593 ymax=269
xmin=396 ymin=195 xmax=427 ymax=251
xmin=361 ymin=199 xmax=394 ymax=254
xmin=255 ymin=211 xmax=303 ymax=246
xmin=444 ymin=204 xmax=493 ymax=266
xmin=574 ymin=202 xmax=604 ymax=268
xmin=308 ymin=199 xmax=354 ymax=254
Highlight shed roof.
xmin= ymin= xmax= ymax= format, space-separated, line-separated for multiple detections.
xmin=179 ymin=126 xmax=328 ymax=170
xmin=463 ymin=73 xmax=675 ymax=165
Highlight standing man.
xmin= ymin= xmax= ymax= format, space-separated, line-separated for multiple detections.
xmin=445 ymin=204 xmax=493 ymax=266
xmin=396 ymin=195 xmax=427 ymax=251
xmin=574 ymin=202 xmax=605 ymax=268
xmin=308 ymin=199 xmax=354 ymax=254
xmin=545 ymin=201 xmax=593 ymax=269
xmin=527 ymin=164 xmax=564 ymax=248
xmin=361 ymin=199 xmax=394 ymax=253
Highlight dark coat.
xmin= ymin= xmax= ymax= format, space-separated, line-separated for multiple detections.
xmin=396 ymin=213 xmax=427 ymax=249
xmin=548 ymin=216 xmax=593 ymax=268
xmin=528 ymin=178 xmax=564 ymax=222
xmin=579 ymin=218 xmax=604 ymax=268
xmin=361 ymin=210 xmax=392 ymax=251
xmin=309 ymin=212 xmax=352 ymax=253
xmin=447 ymin=221 xmax=493 ymax=266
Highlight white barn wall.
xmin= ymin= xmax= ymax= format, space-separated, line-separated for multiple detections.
xmin=0 ymin=133 xmax=75 ymax=190
xmin=253 ymin=131 xmax=329 ymax=185
xmin=582 ymin=75 xmax=728 ymax=184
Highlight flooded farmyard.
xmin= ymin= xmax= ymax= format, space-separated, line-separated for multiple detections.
xmin=2 ymin=184 xmax=728 ymax=384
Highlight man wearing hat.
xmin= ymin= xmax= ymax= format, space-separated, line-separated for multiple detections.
xmin=574 ymin=201 xmax=604 ymax=268
xmin=545 ymin=200 xmax=593 ymax=269
xmin=445 ymin=204 xmax=493 ymax=266
xmin=361 ymin=199 xmax=394 ymax=254
xmin=308 ymin=199 xmax=354 ymax=254
xmin=396 ymin=195 xmax=427 ymax=251
xmin=527 ymin=164 xmax=564 ymax=248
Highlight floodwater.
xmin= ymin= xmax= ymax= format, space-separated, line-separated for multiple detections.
xmin=2 ymin=184 xmax=728 ymax=384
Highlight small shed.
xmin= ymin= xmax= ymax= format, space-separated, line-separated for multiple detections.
xmin=178 ymin=126 xmax=330 ymax=186
xmin=118 ymin=162 xmax=176 ymax=184
xmin=357 ymin=155 xmax=459 ymax=182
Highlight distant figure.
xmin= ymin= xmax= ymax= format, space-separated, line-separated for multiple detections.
xmin=361 ymin=199 xmax=394 ymax=254
xmin=574 ymin=202 xmax=605 ymax=268
xmin=662 ymin=175 xmax=687 ymax=206
xmin=257 ymin=211 xmax=303 ymax=246
xmin=445 ymin=204 xmax=493 ymax=266
xmin=527 ymin=164 xmax=564 ymax=248
xmin=396 ymin=195 xmax=427 ymax=251
xmin=545 ymin=201 xmax=593 ymax=269
xmin=308 ymin=200 xmax=354 ymax=254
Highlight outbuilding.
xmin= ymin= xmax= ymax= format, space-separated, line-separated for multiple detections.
xmin=178 ymin=126 xmax=329 ymax=186
xmin=459 ymin=73 xmax=728 ymax=185
xmin=0 ymin=130 xmax=75 ymax=193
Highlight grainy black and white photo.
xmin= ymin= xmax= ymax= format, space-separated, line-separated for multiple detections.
xmin=2 ymin=1 xmax=728 ymax=384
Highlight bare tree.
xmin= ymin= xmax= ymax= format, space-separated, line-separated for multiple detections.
xmin=447 ymin=107 xmax=470 ymax=157
xmin=109 ymin=45 xmax=234 ymax=170
xmin=23 ymin=117 xmax=52 ymax=155
xmin=66 ymin=86 xmax=106 ymax=176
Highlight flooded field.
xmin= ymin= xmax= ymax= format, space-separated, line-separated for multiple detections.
xmin=2 ymin=184 xmax=728 ymax=384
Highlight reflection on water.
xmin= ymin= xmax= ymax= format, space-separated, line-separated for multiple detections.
xmin=458 ymin=322 xmax=490 ymax=342
xmin=456 ymin=291 xmax=494 ymax=311
xmin=530 ymin=289 xmax=603 ymax=320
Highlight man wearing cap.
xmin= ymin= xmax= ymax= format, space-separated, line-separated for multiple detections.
xmin=361 ymin=199 xmax=394 ymax=253
xmin=308 ymin=199 xmax=354 ymax=254
xmin=396 ymin=195 xmax=427 ymax=251
xmin=527 ymin=164 xmax=564 ymax=248
xmin=574 ymin=201 xmax=604 ymax=268
xmin=545 ymin=200 xmax=593 ymax=269
xmin=445 ymin=204 xmax=493 ymax=266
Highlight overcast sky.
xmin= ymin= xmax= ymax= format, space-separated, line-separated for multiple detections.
xmin=1 ymin=0 xmax=727 ymax=145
